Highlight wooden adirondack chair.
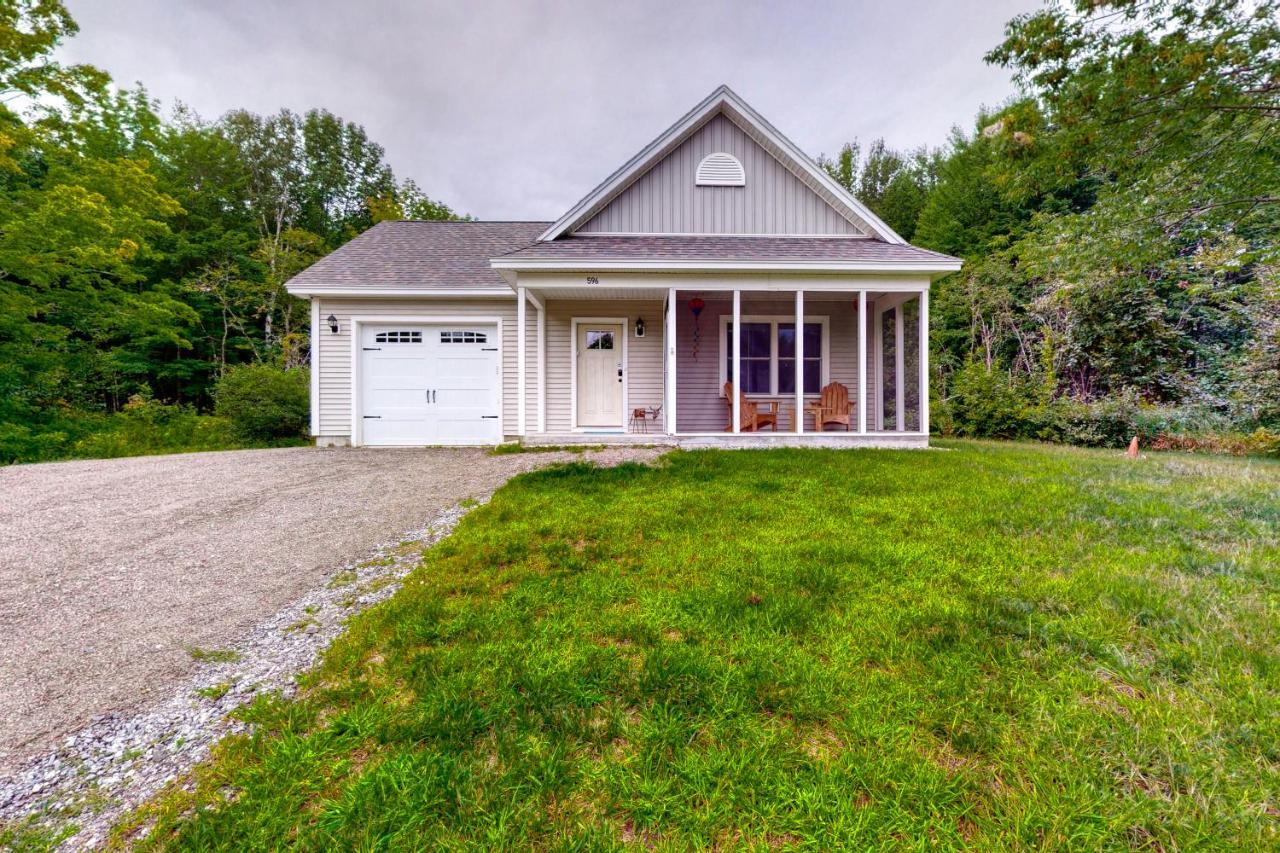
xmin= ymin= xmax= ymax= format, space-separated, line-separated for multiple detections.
xmin=723 ymin=382 xmax=779 ymax=432
xmin=805 ymin=381 xmax=855 ymax=431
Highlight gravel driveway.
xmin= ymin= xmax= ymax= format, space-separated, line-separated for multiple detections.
xmin=0 ymin=445 xmax=659 ymax=773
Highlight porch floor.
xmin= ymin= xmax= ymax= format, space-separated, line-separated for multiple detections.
xmin=519 ymin=432 xmax=929 ymax=449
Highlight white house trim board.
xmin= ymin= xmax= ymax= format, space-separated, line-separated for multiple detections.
xmin=569 ymin=317 xmax=630 ymax=431
xmin=731 ymin=290 xmax=741 ymax=433
xmin=309 ymin=298 xmax=320 ymax=436
xmin=795 ymin=289 xmax=804 ymax=434
xmin=493 ymin=259 xmax=960 ymax=275
xmin=517 ymin=287 xmax=526 ymax=435
xmin=511 ymin=273 xmax=942 ymax=293
xmin=665 ymin=288 xmax=677 ymax=434
xmin=289 ymin=288 xmax=514 ymax=298
xmin=348 ymin=315 xmax=503 ymax=447
xmin=857 ymin=290 xmax=867 ymax=434
xmin=538 ymin=85 xmax=906 ymax=244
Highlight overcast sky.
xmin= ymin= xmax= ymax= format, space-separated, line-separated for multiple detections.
xmin=60 ymin=0 xmax=1033 ymax=221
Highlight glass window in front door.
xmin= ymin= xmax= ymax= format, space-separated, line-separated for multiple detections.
xmin=585 ymin=330 xmax=615 ymax=350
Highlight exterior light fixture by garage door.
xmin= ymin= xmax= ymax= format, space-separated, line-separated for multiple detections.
xmin=327 ymin=314 xmax=338 ymax=334
xmin=635 ymin=316 xmax=646 ymax=337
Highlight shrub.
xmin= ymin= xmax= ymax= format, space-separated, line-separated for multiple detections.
xmin=215 ymin=365 xmax=310 ymax=442
xmin=70 ymin=396 xmax=238 ymax=459
xmin=944 ymin=359 xmax=1038 ymax=439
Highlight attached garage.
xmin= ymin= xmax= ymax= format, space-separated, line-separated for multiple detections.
xmin=355 ymin=320 xmax=502 ymax=446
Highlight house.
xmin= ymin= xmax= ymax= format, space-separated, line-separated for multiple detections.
xmin=285 ymin=86 xmax=961 ymax=448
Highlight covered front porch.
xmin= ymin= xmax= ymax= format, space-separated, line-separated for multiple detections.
xmin=512 ymin=277 xmax=930 ymax=447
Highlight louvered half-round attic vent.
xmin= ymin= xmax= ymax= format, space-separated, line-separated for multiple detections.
xmin=695 ymin=152 xmax=745 ymax=186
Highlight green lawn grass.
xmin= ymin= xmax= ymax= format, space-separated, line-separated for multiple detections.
xmin=120 ymin=441 xmax=1280 ymax=849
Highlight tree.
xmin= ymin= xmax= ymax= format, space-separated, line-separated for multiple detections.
xmin=818 ymin=138 xmax=936 ymax=240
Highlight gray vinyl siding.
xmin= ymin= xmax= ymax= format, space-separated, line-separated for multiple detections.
xmin=313 ymin=297 xmax=533 ymax=440
xmin=543 ymin=299 xmax=665 ymax=433
xmin=578 ymin=114 xmax=864 ymax=236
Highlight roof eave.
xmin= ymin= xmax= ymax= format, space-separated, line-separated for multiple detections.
xmin=490 ymin=258 xmax=962 ymax=276
xmin=286 ymin=286 xmax=516 ymax=298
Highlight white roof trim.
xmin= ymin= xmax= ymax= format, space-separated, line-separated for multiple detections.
xmin=493 ymin=258 xmax=960 ymax=274
xmin=287 ymin=287 xmax=514 ymax=298
xmin=539 ymin=85 xmax=907 ymax=245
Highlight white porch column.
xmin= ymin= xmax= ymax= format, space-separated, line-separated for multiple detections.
xmin=919 ymin=287 xmax=930 ymax=435
xmin=894 ymin=304 xmax=905 ymax=432
xmin=309 ymin=298 xmax=320 ymax=438
xmin=794 ymin=289 xmax=804 ymax=434
xmin=858 ymin=290 xmax=867 ymax=434
xmin=537 ymin=299 xmax=546 ymax=433
xmin=731 ymin=289 xmax=741 ymax=433
xmin=666 ymin=287 xmax=677 ymax=435
xmin=516 ymin=286 xmax=526 ymax=436
xmin=524 ymin=289 xmax=546 ymax=435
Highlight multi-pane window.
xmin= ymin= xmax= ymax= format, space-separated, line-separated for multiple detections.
xmin=722 ymin=318 xmax=825 ymax=395
xmin=778 ymin=323 xmax=822 ymax=394
xmin=440 ymin=331 xmax=486 ymax=344
xmin=374 ymin=331 xmax=422 ymax=343
xmin=724 ymin=322 xmax=772 ymax=393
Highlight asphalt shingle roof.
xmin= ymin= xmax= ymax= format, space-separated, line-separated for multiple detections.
xmin=286 ymin=222 xmax=960 ymax=293
xmin=286 ymin=221 xmax=548 ymax=291
xmin=495 ymin=235 xmax=959 ymax=264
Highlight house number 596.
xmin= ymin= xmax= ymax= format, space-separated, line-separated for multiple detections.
xmin=586 ymin=276 xmax=599 ymax=285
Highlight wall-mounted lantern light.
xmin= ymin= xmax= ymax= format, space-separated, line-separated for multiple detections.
xmin=327 ymin=314 xmax=338 ymax=334
xmin=635 ymin=317 xmax=646 ymax=338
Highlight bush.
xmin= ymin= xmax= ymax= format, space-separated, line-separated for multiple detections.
xmin=215 ymin=365 xmax=310 ymax=442
xmin=71 ymin=396 xmax=239 ymax=459
xmin=936 ymin=362 xmax=1277 ymax=457
xmin=943 ymin=359 xmax=1038 ymax=439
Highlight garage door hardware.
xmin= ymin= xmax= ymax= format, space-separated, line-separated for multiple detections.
xmin=363 ymin=415 xmax=382 ymax=419
xmin=362 ymin=346 xmax=381 ymax=351
xmin=481 ymin=347 xmax=498 ymax=351
xmin=481 ymin=415 xmax=499 ymax=419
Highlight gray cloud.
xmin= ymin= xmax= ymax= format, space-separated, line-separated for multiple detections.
xmin=61 ymin=0 xmax=1030 ymax=220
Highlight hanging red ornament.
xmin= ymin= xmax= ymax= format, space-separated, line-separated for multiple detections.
xmin=689 ymin=297 xmax=706 ymax=360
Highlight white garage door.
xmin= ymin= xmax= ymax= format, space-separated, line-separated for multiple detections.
xmin=359 ymin=323 xmax=501 ymax=446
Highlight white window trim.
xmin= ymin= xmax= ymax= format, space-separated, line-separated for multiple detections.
xmin=569 ymin=317 xmax=629 ymax=431
xmin=717 ymin=314 xmax=830 ymax=398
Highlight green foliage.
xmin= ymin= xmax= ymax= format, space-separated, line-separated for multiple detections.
xmin=901 ymin=0 xmax=1280 ymax=444
xmin=0 ymin=394 xmax=274 ymax=464
xmin=941 ymin=359 xmax=1039 ymax=439
xmin=118 ymin=446 xmax=1280 ymax=848
xmin=0 ymin=1 xmax=466 ymax=464
xmin=214 ymin=364 xmax=310 ymax=442
xmin=818 ymin=138 xmax=937 ymax=241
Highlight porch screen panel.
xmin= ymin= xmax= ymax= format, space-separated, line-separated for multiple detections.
xmin=903 ymin=300 xmax=921 ymax=432
xmin=881 ymin=310 xmax=898 ymax=429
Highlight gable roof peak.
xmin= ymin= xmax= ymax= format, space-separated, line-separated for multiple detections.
xmin=539 ymin=85 xmax=906 ymax=245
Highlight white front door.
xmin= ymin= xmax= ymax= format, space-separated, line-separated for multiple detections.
xmin=575 ymin=323 xmax=624 ymax=427
xmin=360 ymin=324 xmax=501 ymax=445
